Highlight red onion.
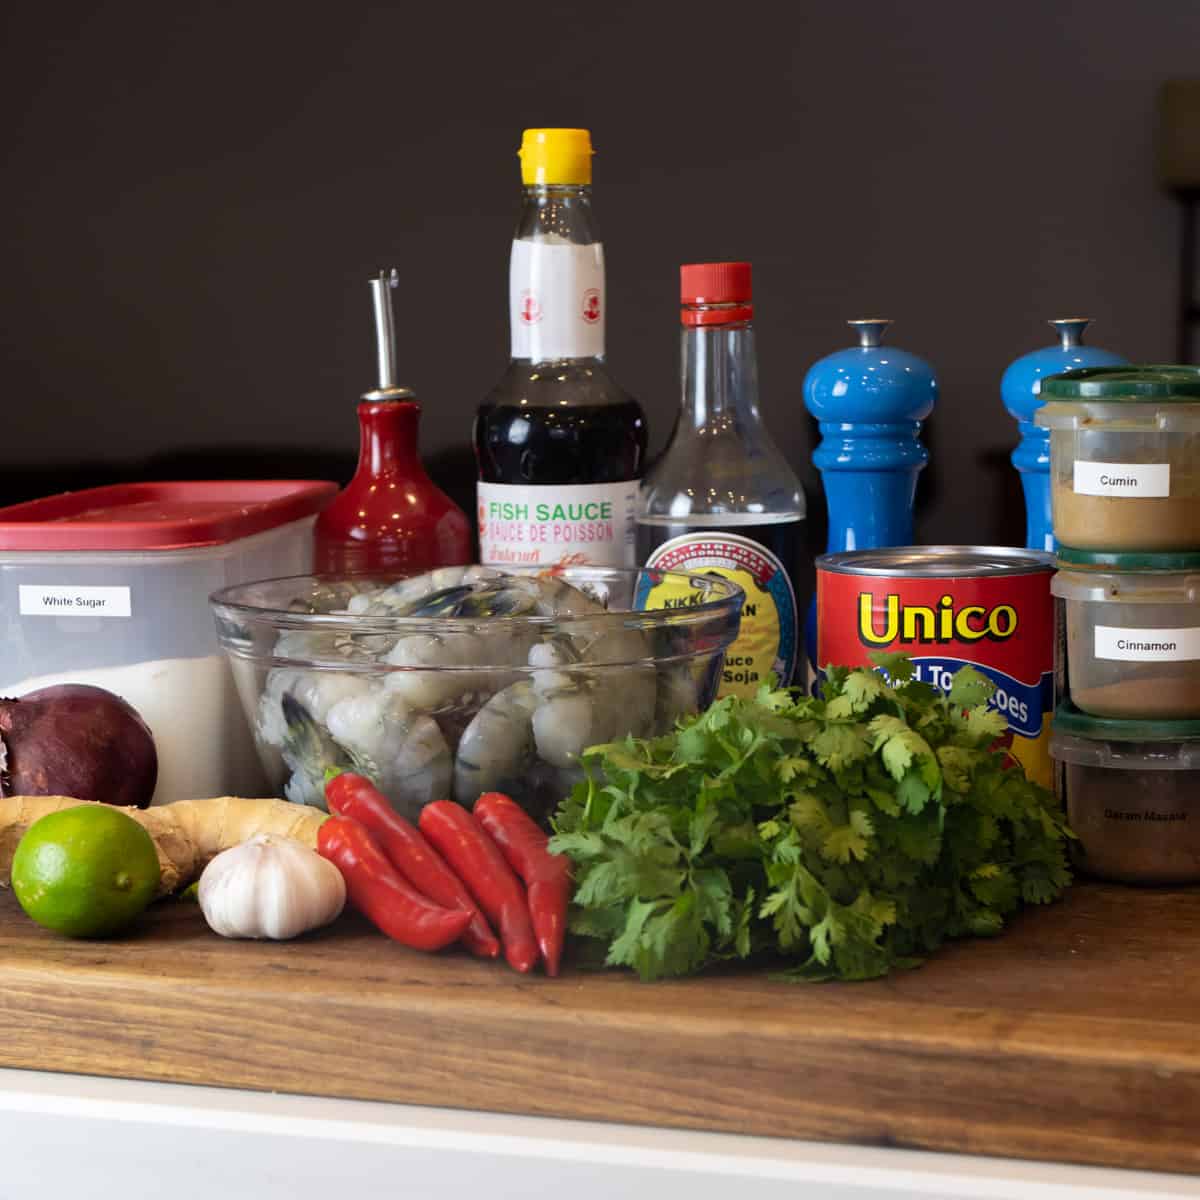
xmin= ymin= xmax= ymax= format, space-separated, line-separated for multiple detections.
xmin=0 ymin=684 xmax=158 ymax=809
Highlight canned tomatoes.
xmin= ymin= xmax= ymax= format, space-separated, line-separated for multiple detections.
xmin=816 ymin=546 xmax=1056 ymax=788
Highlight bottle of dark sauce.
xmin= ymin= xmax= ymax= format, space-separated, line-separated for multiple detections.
xmin=474 ymin=128 xmax=646 ymax=568
xmin=637 ymin=262 xmax=807 ymax=696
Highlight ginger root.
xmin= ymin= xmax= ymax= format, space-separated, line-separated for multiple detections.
xmin=0 ymin=796 xmax=327 ymax=896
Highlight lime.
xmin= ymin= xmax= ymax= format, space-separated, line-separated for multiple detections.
xmin=11 ymin=806 xmax=160 ymax=938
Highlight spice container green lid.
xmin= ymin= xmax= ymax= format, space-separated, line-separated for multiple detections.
xmin=1035 ymin=365 xmax=1200 ymax=553
xmin=1055 ymin=546 xmax=1200 ymax=572
xmin=1039 ymin=364 xmax=1200 ymax=401
xmin=1052 ymin=701 xmax=1200 ymax=744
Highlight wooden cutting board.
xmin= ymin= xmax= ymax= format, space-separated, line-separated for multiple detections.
xmin=0 ymin=880 xmax=1196 ymax=1176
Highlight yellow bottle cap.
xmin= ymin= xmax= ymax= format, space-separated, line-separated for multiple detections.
xmin=519 ymin=128 xmax=593 ymax=186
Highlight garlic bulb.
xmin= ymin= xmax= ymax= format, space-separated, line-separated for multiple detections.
xmin=198 ymin=833 xmax=345 ymax=940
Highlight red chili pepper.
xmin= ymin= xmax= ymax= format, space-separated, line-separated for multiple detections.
xmin=418 ymin=800 xmax=539 ymax=974
xmin=473 ymin=791 xmax=571 ymax=977
xmin=326 ymin=773 xmax=500 ymax=960
xmin=317 ymin=816 xmax=470 ymax=953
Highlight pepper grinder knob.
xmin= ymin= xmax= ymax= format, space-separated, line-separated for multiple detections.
xmin=1049 ymin=317 xmax=1091 ymax=352
xmin=848 ymin=318 xmax=893 ymax=349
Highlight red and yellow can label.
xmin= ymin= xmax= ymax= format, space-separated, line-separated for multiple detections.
xmin=816 ymin=568 xmax=1056 ymax=788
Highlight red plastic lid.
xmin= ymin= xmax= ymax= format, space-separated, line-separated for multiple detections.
xmin=0 ymin=480 xmax=338 ymax=552
xmin=680 ymin=262 xmax=753 ymax=326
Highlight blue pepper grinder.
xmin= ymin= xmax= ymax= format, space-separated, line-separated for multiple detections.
xmin=1000 ymin=318 xmax=1128 ymax=553
xmin=801 ymin=318 xmax=938 ymax=689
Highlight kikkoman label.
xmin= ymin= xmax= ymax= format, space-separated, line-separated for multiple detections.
xmin=816 ymin=566 xmax=1055 ymax=788
xmin=637 ymin=532 xmax=798 ymax=699
xmin=477 ymin=481 xmax=637 ymax=568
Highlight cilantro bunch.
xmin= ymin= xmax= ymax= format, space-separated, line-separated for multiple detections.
xmin=549 ymin=654 xmax=1071 ymax=982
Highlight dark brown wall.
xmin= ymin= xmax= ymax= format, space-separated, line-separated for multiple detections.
xmin=4 ymin=2 xmax=1197 ymax=547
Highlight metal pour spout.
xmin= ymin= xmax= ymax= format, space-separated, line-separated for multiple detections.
xmin=364 ymin=269 xmax=415 ymax=402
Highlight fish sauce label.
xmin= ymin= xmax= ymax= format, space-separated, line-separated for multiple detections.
xmin=477 ymin=481 xmax=637 ymax=568
xmin=510 ymin=239 xmax=604 ymax=361
xmin=817 ymin=568 xmax=1055 ymax=788
xmin=638 ymin=532 xmax=798 ymax=698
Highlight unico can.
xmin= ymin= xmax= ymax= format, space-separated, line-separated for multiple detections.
xmin=816 ymin=546 xmax=1056 ymax=788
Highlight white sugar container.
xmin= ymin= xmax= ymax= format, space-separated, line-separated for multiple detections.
xmin=0 ymin=481 xmax=335 ymax=802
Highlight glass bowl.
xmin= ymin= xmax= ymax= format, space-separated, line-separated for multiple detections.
xmin=210 ymin=565 xmax=743 ymax=822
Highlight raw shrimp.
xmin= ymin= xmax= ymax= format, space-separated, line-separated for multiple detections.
xmin=452 ymin=680 xmax=539 ymax=805
xmin=382 ymin=631 xmax=492 ymax=709
xmin=258 ymin=669 xmax=372 ymax=751
xmin=513 ymin=637 xmax=653 ymax=773
xmin=347 ymin=566 xmax=501 ymax=615
xmin=325 ymin=687 xmax=452 ymax=819
xmin=260 ymin=672 xmax=373 ymax=808
xmin=509 ymin=571 xmax=608 ymax=617
xmin=572 ymin=623 xmax=657 ymax=745
xmin=383 ymin=622 xmax=537 ymax=709
xmin=280 ymin=692 xmax=354 ymax=808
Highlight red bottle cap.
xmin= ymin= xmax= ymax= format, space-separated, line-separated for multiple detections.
xmin=680 ymin=262 xmax=753 ymax=326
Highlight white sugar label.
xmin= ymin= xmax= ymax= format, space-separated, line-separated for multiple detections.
xmin=19 ymin=585 xmax=132 ymax=617
xmin=1094 ymin=625 xmax=1200 ymax=662
xmin=1073 ymin=461 xmax=1171 ymax=497
xmin=510 ymin=239 xmax=605 ymax=361
xmin=477 ymin=481 xmax=636 ymax=568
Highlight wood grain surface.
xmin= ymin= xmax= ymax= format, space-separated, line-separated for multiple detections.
xmin=0 ymin=882 xmax=1196 ymax=1175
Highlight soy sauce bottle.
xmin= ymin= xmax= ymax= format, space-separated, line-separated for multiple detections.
xmin=474 ymin=128 xmax=647 ymax=568
xmin=637 ymin=263 xmax=806 ymax=696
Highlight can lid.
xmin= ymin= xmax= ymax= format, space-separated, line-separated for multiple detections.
xmin=519 ymin=128 xmax=593 ymax=186
xmin=1040 ymin=364 xmax=1200 ymax=400
xmin=0 ymin=481 xmax=338 ymax=552
xmin=1056 ymin=546 xmax=1200 ymax=571
xmin=1052 ymin=700 xmax=1200 ymax=743
xmin=816 ymin=545 xmax=1054 ymax=578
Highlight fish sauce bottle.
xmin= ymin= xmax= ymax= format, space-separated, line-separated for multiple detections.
xmin=475 ymin=128 xmax=647 ymax=568
xmin=637 ymin=262 xmax=806 ymax=696
xmin=314 ymin=271 xmax=471 ymax=573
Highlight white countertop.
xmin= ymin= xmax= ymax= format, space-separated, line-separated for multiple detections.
xmin=1 ymin=1068 xmax=1196 ymax=1200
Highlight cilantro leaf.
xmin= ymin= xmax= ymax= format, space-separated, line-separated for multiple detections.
xmin=965 ymin=706 xmax=1009 ymax=744
xmin=868 ymin=650 xmax=915 ymax=682
xmin=810 ymin=723 xmax=870 ymax=771
xmin=947 ymin=666 xmax=995 ymax=709
xmin=821 ymin=809 xmax=874 ymax=864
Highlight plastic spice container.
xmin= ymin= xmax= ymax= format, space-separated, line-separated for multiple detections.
xmin=1035 ymin=365 xmax=1200 ymax=551
xmin=1051 ymin=702 xmax=1200 ymax=885
xmin=1052 ymin=548 xmax=1200 ymax=719
xmin=0 ymin=481 xmax=336 ymax=804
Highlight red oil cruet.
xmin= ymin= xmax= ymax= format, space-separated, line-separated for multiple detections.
xmin=314 ymin=270 xmax=471 ymax=573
